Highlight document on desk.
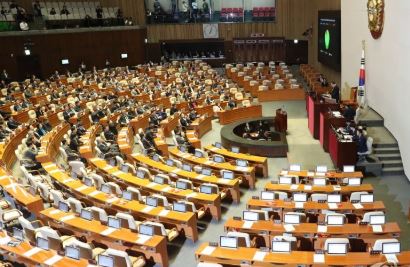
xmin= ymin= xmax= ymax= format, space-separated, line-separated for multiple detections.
xmin=201 ymin=246 xmax=216 ymax=255
xmin=88 ymin=191 xmax=100 ymax=197
xmin=313 ymin=253 xmax=325 ymax=263
xmin=236 ymin=166 xmax=249 ymax=172
xmin=372 ymin=225 xmax=383 ymax=233
xmin=106 ymin=197 xmax=119 ymax=204
xmin=333 ymin=185 xmax=341 ymax=191
xmin=317 ymin=225 xmax=328 ymax=233
xmin=353 ymin=203 xmax=363 ymax=209
xmin=136 ymin=234 xmax=151 ymax=244
xmin=112 ymin=171 xmax=122 ymax=176
xmin=146 ymin=182 xmax=157 ymax=188
xmin=295 ymin=202 xmax=304 ymax=209
xmin=315 ymin=172 xmax=326 ymax=177
xmin=60 ymin=215 xmax=76 ymax=222
xmin=44 ymin=255 xmax=63 ymax=266
xmin=304 ymin=185 xmax=312 ymax=191
xmin=253 ymin=251 xmax=267 ymax=261
xmin=100 ymin=227 xmax=117 ymax=236
xmin=171 ymin=168 xmax=181 ymax=174
xmin=141 ymin=206 xmax=154 ymax=213
xmin=76 ymin=185 xmax=88 ymax=192
xmin=23 ymin=247 xmax=42 ymax=257
xmin=242 ymin=221 xmax=254 ymax=229
xmin=186 ymin=192 xmax=198 ymax=199
xmin=0 ymin=236 xmax=11 ymax=245
xmin=385 ymin=254 xmax=399 ymax=264
xmin=283 ymin=224 xmax=295 ymax=232
xmin=328 ymin=203 xmax=338 ymax=209
xmin=307 ymin=172 xmax=315 ymax=177
xmin=204 ymin=160 xmax=213 ymax=165
xmin=158 ymin=209 xmax=170 ymax=217
xmin=49 ymin=209 xmax=61 ymax=215
xmin=196 ymin=174 xmax=205 ymax=180
xmin=290 ymin=184 xmax=299 ymax=190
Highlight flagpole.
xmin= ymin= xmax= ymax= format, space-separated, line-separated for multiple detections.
xmin=357 ymin=40 xmax=367 ymax=109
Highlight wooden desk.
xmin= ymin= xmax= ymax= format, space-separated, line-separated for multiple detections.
xmin=329 ymin=129 xmax=357 ymax=170
xmin=204 ymin=145 xmax=268 ymax=178
xmin=0 ymin=232 xmax=90 ymax=267
xmin=37 ymin=123 xmax=71 ymax=163
xmin=154 ymin=128 xmax=169 ymax=157
xmin=257 ymin=88 xmax=305 ymax=102
xmin=191 ymin=115 xmax=213 ymax=138
xmin=186 ymin=130 xmax=201 ymax=148
xmin=224 ymin=219 xmax=400 ymax=241
xmin=195 ymin=104 xmax=214 ymax=118
xmin=0 ymin=126 xmax=29 ymax=170
xmin=117 ymin=126 xmax=133 ymax=156
xmin=160 ymin=113 xmax=180 ymax=137
xmin=40 ymin=207 xmax=169 ymax=267
xmin=307 ymin=95 xmax=339 ymax=139
xmin=279 ymin=170 xmax=364 ymax=179
xmin=195 ymin=242 xmax=410 ymax=266
xmin=265 ymin=183 xmax=373 ymax=196
xmin=129 ymin=113 xmax=150 ymax=134
xmin=42 ymin=162 xmax=199 ymax=242
xmin=320 ymin=111 xmax=346 ymax=152
xmin=79 ymin=125 xmax=100 ymax=159
xmin=132 ymin=153 xmax=239 ymax=207
xmin=169 ymin=147 xmax=256 ymax=189
xmin=218 ymin=105 xmax=262 ymax=125
xmin=91 ymin=157 xmax=223 ymax=221
xmin=275 ymin=108 xmax=287 ymax=133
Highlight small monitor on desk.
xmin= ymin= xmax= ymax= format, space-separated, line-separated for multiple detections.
xmin=316 ymin=165 xmax=328 ymax=173
xmin=243 ymin=211 xmax=260 ymax=221
xmin=293 ymin=193 xmax=307 ymax=202
xmin=261 ymin=191 xmax=275 ymax=200
xmin=200 ymin=185 xmax=213 ymax=194
xmin=220 ymin=236 xmax=238 ymax=249
xmin=327 ymin=243 xmax=348 ymax=255
xmin=327 ymin=194 xmax=341 ymax=203
xmin=136 ymin=170 xmax=145 ymax=179
xmin=289 ymin=164 xmax=301 ymax=172
xmin=182 ymin=164 xmax=192 ymax=172
xmin=36 ymin=237 xmax=49 ymax=250
xmin=179 ymin=146 xmax=186 ymax=153
xmin=326 ymin=214 xmax=345 ymax=226
xmin=101 ymin=184 xmax=112 ymax=194
xmin=139 ymin=224 xmax=154 ymax=236
xmin=279 ymin=176 xmax=292 ymax=185
xmin=166 ymin=159 xmax=174 ymax=167
xmin=98 ymin=254 xmax=114 ymax=267
xmin=122 ymin=190 xmax=133 ymax=201
xmin=272 ymin=240 xmax=291 ymax=253
xmin=213 ymin=155 xmax=224 ymax=163
xmin=173 ymin=202 xmax=187 ymax=213
xmin=83 ymin=177 xmax=93 ymax=187
xmin=176 ymin=180 xmax=189 ymax=190
xmin=382 ymin=242 xmax=401 ymax=255
xmin=154 ymin=175 xmax=166 ymax=185
xmin=215 ymin=142 xmax=222 ymax=149
xmin=13 ymin=227 xmax=24 ymax=241
xmin=58 ymin=201 xmax=69 ymax=212
xmin=313 ymin=177 xmax=327 ymax=186
xmin=152 ymin=154 xmax=160 ymax=162
xmin=284 ymin=214 xmax=301 ymax=224
xmin=236 ymin=159 xmax=248 ymax=167
xmin=80 ymin=209 xmax=93 ymax=221
xmin=201 ymin=168 xmax=212 ymax=176
xmin=65 ymin=246 xmax=80 ymax=260
xmin=108 ymin=217 xmax=121 ymax=229
xmin=195 ymin=150 xmax=204 ymax=158
xmin=370 ymin=215 xmax=385 ymax=225
xmin=343 ymin=165 xmax=355 ymax=173
xmin=231 ymin=146 xmax=240 ymax=153
xmin=146 ymin=196 xmax=158 ymax=207
xmin=222 ymin=171 xmax=234 ymax=180
xmin=348 ymin=178 xmax=361 ymax=186
xmin=360 ymin=194 xmax=374 ymax=203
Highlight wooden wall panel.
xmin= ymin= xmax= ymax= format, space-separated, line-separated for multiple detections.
xmin=0 ymin=28 xmax=146 ymax=79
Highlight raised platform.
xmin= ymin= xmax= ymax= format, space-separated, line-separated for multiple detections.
xmin=220 ymin=117 xmax=288 ymax=158
xmin=257 ymin=88 xmax=305 ymax=102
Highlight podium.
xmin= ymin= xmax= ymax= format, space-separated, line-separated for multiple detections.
xmin=320 ymin=111 xmax=346 ymax=152
xmin=329 ymin=128 xmax=357 ymax=169
xmin=275 ymin=108 xmax=287 ymax=132
xmin=307 ymin=95 xmax=339 ymax=139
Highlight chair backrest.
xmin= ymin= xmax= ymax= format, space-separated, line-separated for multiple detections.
xmin=106 ymin=182 xmax=122 ymax=195
xmin=242 ymin=100 xmax=251 ymax=107
xmin=50 ymin=189 xmax=65 ymax=208
xmin=350 ymin=191 xmax=369 ymax=202
xmin=367 ymin=137 xmax=373 ymax=154
xmin=194 ymin=148 xmax=207 ymax=158
xmin=104 ymin=248 xmax=132 ymax=267
xmin=67 ymin=197 xmax=84 ymax=214
xmin=324 ymin=238 xmax=350 ymax=251
xmin=142 ymin=221 xmax=167 ymax=236
xmin=1 ymin=209 xmax=22 ymax=223
xmin=363 ymin=211 xmax=384 ymax=223
xmin=116 ymin=212 xmax=138 ymax=230
xmin=90 ymin=206 xmax=108 ymax=223
xmin=274 ymin=191 xmax=288 ymax=200
xmin=137 ymin=167 xmax=152 ymax=179
xmin=151 ymin=194 xmax=169 ymax=206
xmin=311 ymin=193 xmax=328 ymax=202
xmin=126 ymin=186 xmax=143 ymax=202
xmin=89 ymin=173 xmax=104 ymax=188
xmin=373 ymin=239 xmax=399 ymax=251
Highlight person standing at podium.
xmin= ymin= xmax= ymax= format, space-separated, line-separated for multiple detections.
xmin=354 ymin=129 xmax=368 ymax=161
xmin=330 ymin=81 xmax=340 ymax=103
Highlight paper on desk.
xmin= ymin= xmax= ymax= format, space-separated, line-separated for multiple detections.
xmin=171 ymin=168 xmax=181 ymax=174
xmin=44 ymin=255 xmax=63 ymax=265
xmin=146 ymin=182 xmax=157 ymax=188
xmin=242 ymin=221 xmax=254 ymax=229
xmin=307 ymin=171 xmax=315 ymax=177
xmin=23 ymin=247 xmax=42 ymax=257
xmin=385 ymin=254 xmax=399 ymax=264
xmin=100 ymin=227 xmax=117 ymax=236
xmin=60 ymin=215 xmax=75 ymax=222
xmin=63 ymin=178 xmax=75 ymax=184
xmin=304 ymin=185 xmax=312 ymax=191
xmin=186 ymin=192 xmax=198 ymax=199
xmin=49 ymin=209 xmax=61 ymax=215
xmin=236 ymin=166 xmax=249 ymax=172
xmin=136 ymin=234 xmax=151 ymax=244
xmin=204 ymin=160 xmax=213 ymax=165
xmin=372 ymin=225 xmax=383 ymax=233
xmin=201 ymin=246 xmax=216 ymax=255
xmin=210 ymin=147 xmax=218 ymax=151
xmin=112 ymin=171 xmax=122 ymax=176
xmin=295 ymin=202 xmax=304 ymax=209
xmin=313 ymin=253 xmax=325 ymax=263
xmin=328 ymin=203 xmax=338 ymax=209
xmin=315 ymin=172 xmax=326 ymax=177
xmin=353 ymin=203 xmax=363 ymax=209
xmin=0 ymin=236 xmax=11 ymax=245
xmin=333 ymin=185 xmax=341 ymax=191
xmin=158 ymin=209 xmax=170 ymax=217
xmin=103 ymin=165 xmax=113 ymax=171
xmin=317 ymin=225 xmax=328 ymax=233
xmin=219 ymin=179 xmax=231 ymax=184
xmin=76 ymin=185 xmax=88 ymax=192
xmin=50 ymin=169 xmax=61 ymax=174
xmin=280 ymin=170 xmax=288 ymax=175
xmin=290 ymin=184 xmax=299 ymax=190
xmin=88 ymin=191 xmax=100 ymax=197
xmin=106 ymin=197 xmax=119 ymax=204
xmin=141 ymin=206 xmax=154 ymax=213
xmin=162 ymin=187 xmax=172 ymax=192
xmin=283 ymin=224 xmax=295 ymax=232
xmin=253 ymin=251 xmax=267 ymax=261
xmin=196 ymin=174 xmax=205 ymax=180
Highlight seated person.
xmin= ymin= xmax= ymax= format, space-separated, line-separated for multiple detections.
xmin=353 ymin=129 xmax=368 ymax=159
xmin=318 ymin=74 xmax=328 ymax=87
xmin=170 ymin=104 xmax=178 ymax=115
xmin=343 ymin=105 xmax=356 ymax=122
xmin=103 ymin=125 xmax=116 ymax=142
xmin=179 ymin=113 xmax=191 ymax=129
xmin=7 ymin=117 xmax=20 ymax=130
xmin=188 ymin=109 xmax=198 ymax=121
xmin=227 ymin=97 xmax=237 ymax=110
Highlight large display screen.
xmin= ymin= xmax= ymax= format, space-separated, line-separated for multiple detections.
xmin=318 ymin=10 xmax=341 ymax=71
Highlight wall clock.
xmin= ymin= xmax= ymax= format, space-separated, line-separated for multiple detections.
xmin=367 ymin=0 xmax=385 ymax=39
xmin=203 ymin=23 xmax=219 ymax=39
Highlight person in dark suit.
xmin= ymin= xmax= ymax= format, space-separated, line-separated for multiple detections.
xmin=354 ymin=129 xmax=368 ymax=154
xmin=7 ymin=117 xmax=20 ymax=130
xmin=170 ymin=104 xmax=178 ymax=116
xmin=118 ymin=110 xmax=130 ymax=126
xmin=330 ymin=81 xmax=340 ymax=103
xmin=227 ymin=97 xmax=236 ymax=109
xmin=180 ymin=113 xmax=190 ymax=129
xmin=103 ymin=125 xmax=115 ymax=142
xmin=343 ymin=105 xmax=356 ymax=122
